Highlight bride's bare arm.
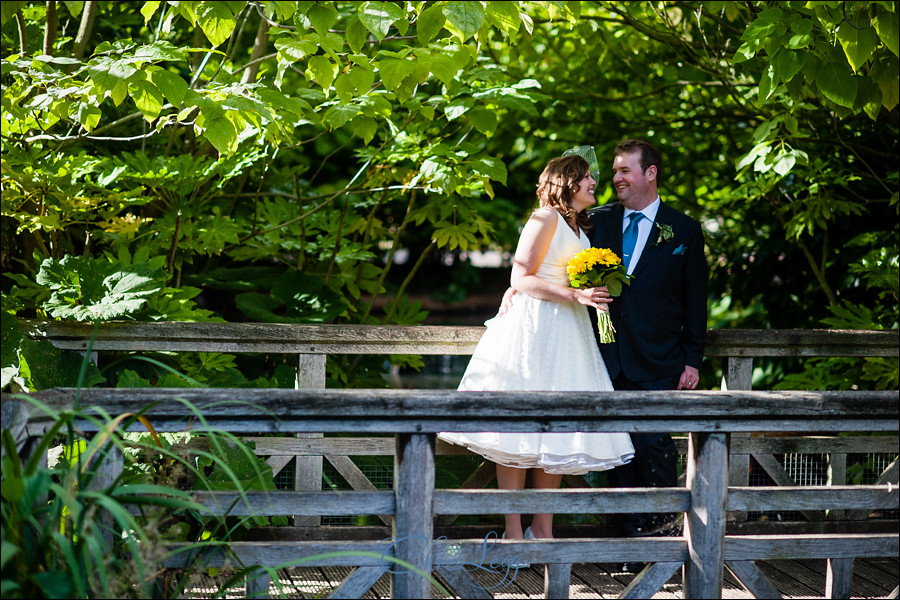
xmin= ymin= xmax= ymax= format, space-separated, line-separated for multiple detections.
xmin=510 ymin=208 xmax=608 ymax=309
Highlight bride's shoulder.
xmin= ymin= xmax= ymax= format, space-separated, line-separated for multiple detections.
xmin=529 ymin=206 xmax=562 ymax=222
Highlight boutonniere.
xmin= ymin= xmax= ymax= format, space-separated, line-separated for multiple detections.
xmin=654 ymin=223 xmax=674 ymax=245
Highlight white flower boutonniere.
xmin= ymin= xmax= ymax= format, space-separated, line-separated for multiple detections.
xmin=654 ymin=223 xmax=674 ymax=246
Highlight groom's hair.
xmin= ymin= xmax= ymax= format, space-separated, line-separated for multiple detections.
xmin=615 ymin=139 xmax=662 ymax=186
xmin=536 ymin=155 xmax=593 ymax=231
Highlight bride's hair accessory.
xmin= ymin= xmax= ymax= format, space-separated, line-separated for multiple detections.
xmin=562 ymin=145 xmax=599 ymax=182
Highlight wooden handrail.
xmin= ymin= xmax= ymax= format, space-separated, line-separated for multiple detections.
xmin=19 ymin=320 xmax=900 ymax=357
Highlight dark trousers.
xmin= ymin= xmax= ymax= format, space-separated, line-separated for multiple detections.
xmin=606 ymin=373 xmax=680 ymax=537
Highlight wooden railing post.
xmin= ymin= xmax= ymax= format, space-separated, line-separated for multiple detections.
xmin=391 ymin=432 xmax=435 ymax=599
xmin=725 ymin=356 xmax=753 ymax=524
xmin=294 ymin=354 xmax=326 ymax=528
xmin=684 ymin=432 xmax=729 ymax=599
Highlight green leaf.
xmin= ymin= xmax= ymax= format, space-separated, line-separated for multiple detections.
xmin=874 ymin=5 xmax=899 ymax=57
xmin=837 ymin=20 xmax=878 ymax=72
xmin=140 ymin=1 xmax=162 ymax=24
xmin=417 ymin=3 xmax=446 ymax=44
xmin=275 ymin=37 xmax=318 ymax=61
xmin=773 ymin=48 xmax=807 ymax=83
xmin=466 ymin=107 xmax=497 ymax=135
xmin=346 ymin=16 xmax=368 ymax=54
xmin=147 ymin=68 xmax=189 ymax=106
xmin=486 ymin=0 xmax=520 ymax=34
xmin=358 ymin=1 xmax=403 ymax=41
xmin=349 ymin=115 xmax=378 ymax=144
xmin=306 ymin=2 xmax=338 ymax=35
xmin=128 ymin=80 xmax=165 ymax=121
xmin=472 ymin=156 xmax=507 ymax=184
xmin=308 ymin=55 xmax=338 ymax=88
xmin=324 ymin=103 xmax=360 ymax=128
xmin=815 ymin=48 xmax=858 ymax=108
xmin=443 ymin=1 xmax=486 ymax=42
xmin=196 ymin=1 xmax=238 ymax=47
xmin=378 ymin=57 xmax=416 ymax=92
xmin=202 ymin=115 xmax=237 ymax=156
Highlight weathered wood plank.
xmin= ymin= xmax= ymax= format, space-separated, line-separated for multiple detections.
xmin=751 ymin=452 xmax=823 ymax=522
xmin=186 ymin=491 xmax=395 ymax=516
xmin=619 ymin=561 xmax=683 ymax=599
xmin=434 ymin=566 xmax=491 ymax=599
xmin=684 ymin=432 xmax=729 ymax=599
xmin=15 ymin=389 xmax=898 ymax=435
xmin=724 ymin=533 xmax=899 ymax=560
xmin=544 ymin=562 xmax=571 ymax=599
xmin=22 ymin=321 xmax=899 ymax=357
xmin=731 ymin=435 xmax=899 ymax=454
xmin=725 ymin=560 xmax=783 ymax=599
xmin=726 ymin=485 xmax=897 ymax=512
xmin=391 ymin=433 xmax=435 ymax=599
xmin=826 ymin=557 xmax=853 ymax=599
xmin=328 ymin=565 xmax=389 ymax=599
xmin=433 ymin=488 xmax=690 ymax=515
xmin=245 ymin=436 xmax=476 ymax=456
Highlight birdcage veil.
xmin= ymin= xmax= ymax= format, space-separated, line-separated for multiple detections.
xmin=562 ymin=145 xmax=599 ymax=182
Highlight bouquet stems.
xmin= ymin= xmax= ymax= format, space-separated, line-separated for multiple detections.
xmin=595 ymin=306 xmax=616 ymax=343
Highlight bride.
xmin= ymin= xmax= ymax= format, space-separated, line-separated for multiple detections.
xmin=439 ymin=152 xmax=634 ymax=541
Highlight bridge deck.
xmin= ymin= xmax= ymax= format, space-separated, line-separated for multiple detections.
xmin=187 ymin=557 xmax=898 ymax=598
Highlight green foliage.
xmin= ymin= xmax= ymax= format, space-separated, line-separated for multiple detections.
xmin=1 ymin=1 xmax=897 ymax=390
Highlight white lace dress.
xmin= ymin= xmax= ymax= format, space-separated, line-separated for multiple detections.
xmin=439 ymin=211 xmax=634 ymax=475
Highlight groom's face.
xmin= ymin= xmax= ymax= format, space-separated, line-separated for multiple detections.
xmin=612 ymin=151 xmax=656 ymax=210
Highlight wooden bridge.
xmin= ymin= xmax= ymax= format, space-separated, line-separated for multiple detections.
xmin=4 ymin=322 xmax=899 ymax=599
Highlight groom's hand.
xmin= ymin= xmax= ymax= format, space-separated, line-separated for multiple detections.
xmin=677 ymin=366 xmax=700 ymax=390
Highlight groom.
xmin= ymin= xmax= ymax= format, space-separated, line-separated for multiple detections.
xmin=588 ymin=139 xmax=708 ymax=569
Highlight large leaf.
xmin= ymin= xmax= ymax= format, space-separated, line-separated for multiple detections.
xmin=195 ymin=1 xmax=239 ymax=47
xmin=815 ymin=48 xmax=858 ymax=108
xmin=837 ymin=20 xmax=878 ymax=72
xmin=416 ymin=3 xmax=446 ymax=44
xmin=37 ymin=256 xmax=166 ymax=321
xmin=874 ymin=4 xmax=899 ymax=57
xmin=358 ymin=1 xmax=404 ymax=41
xmin=443 ymin=1 xmax=486 ymax=42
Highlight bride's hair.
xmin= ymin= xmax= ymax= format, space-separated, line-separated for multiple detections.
xmin=536 ymin=155 xmax=593 ymax=231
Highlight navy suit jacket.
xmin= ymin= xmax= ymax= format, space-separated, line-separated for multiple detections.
xmin=587 ymin=202 xmax=708 ymax=382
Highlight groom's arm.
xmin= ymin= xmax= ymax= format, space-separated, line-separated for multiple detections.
xmin=680 ymin=219 xmax=708 ymax=370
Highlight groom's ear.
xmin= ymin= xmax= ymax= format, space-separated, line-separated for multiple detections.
xmin=645 ymin=165 xmax=658 ymax=182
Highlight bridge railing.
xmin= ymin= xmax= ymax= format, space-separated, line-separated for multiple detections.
xmin=3 ymin=386 xmax=897 ymax=599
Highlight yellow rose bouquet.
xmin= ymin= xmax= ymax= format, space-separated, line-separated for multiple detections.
xmin=566 ymin=247 xmax=632 ymax=343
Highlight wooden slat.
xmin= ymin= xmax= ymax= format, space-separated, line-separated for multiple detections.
xmin=391 ymin=433 xmax=435 ymax=599
xmin=22 ymin=321 xmax=899 ymax=357
xmin=433 ymin=488 xmax=690 ymax=515
xmin=847 ymin=456 xmax=899 ymax=520
xmin=725 ymin=560 xmax=783 ymax=599
xmin=186 ymin=490 xmax=395 ymax=516
xmin=731 ymin=435 xmax=899 ymax=454
xmin=751 ymin=453 xmax=823 ymax=522
xmin=544 ymin=562 xmax=571 ymax=599
xmin=726 ymin=485 xmax=897 ymax=512
xmin=724 ymin=534 xmax=900 ymax=560
xmin=620 ymin=561 xmax=683 ymax=599
xmin=328 ymin=565 xmax=389 ymax=599
xmin=434 ymin=566 xmax=491 ymax=599
xmin=684 ymin=432 xmax=729 ymax=599
xmin=826 ymin=557 xmax=854 ymax=599
xmin=16 ymin=388 xmax=898 ymax=434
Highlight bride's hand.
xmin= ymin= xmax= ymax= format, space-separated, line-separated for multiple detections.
xmin=575 ymin=286 xmax=611 ymax=309
xmin=497 ymin=287 xmax=516 ymax=317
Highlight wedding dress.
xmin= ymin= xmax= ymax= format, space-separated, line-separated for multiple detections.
xmin=439 ymin=211 xmax=634 ymax=475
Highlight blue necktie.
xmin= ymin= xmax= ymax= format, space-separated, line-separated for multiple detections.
xmin=622 ymin=212 xmax=644 ymax=270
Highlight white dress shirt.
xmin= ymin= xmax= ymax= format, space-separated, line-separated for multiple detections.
xmin=622 ymin=197 xmax=661 ymax=276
